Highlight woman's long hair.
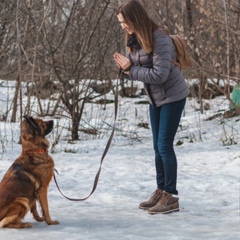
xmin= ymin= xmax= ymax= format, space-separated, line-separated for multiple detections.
xmin=117 ymin=0 xmax=159 ymax=53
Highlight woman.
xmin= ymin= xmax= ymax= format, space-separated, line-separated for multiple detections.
xmin=113 ymin=0 xmax=189 ymax=215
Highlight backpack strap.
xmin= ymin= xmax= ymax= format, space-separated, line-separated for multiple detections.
xmin=162 ymin=26 xmax=194 ymax=71
xmin=162 ymin=26 xmax=180 ymax=68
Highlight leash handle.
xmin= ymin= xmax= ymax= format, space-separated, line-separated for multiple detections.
xmin=54 ymin=77 xmax=120 ymax=201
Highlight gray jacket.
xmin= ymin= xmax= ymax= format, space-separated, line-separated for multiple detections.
xmin=128 ymin=29 xmax=189 ymax=107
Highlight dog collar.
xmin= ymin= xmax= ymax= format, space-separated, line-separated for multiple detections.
xmin=26 ymin=149 xmax=47 ymax=153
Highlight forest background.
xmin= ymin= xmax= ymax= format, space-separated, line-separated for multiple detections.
xmin=0 ymin=0 xmax=239 ymax=142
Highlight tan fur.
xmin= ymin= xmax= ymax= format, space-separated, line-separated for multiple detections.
xmin=0 ymin=117 xmax=59 ymax=228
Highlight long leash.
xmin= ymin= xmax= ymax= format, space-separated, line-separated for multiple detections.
xmin=54 ymin=72 xmax=123 ymax=201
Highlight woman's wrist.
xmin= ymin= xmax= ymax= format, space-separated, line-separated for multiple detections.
xmin=123 ymin=64 xmax=132 ymax=72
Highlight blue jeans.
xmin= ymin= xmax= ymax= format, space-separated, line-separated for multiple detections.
xmin=149 ymin=98 xmax=186 ymax=195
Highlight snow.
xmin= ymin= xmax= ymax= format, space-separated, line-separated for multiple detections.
xmin=0 ymin=80 xmax=239 ymax=240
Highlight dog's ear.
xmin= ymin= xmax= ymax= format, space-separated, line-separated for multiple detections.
xmin=23 ymin=115 xmax=41 ymax=134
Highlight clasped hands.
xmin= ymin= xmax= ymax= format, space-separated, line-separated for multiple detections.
xmin=113 ymin=52 xmax=131 ymax=75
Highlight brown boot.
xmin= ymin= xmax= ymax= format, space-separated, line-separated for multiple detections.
xmin=139 ymin=189 xmax=163 ymax=210
xmin=147 ymin=192 xmax=179 ymax=214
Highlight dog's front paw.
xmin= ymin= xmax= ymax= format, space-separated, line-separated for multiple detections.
xmin=46 ymin=220 xmax=59 ymax=225
xmin=34 ymin=216 xmax=45 ymax=222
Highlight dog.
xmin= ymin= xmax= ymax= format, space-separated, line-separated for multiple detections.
xmin=0 ymin=116 xmax=59 ymax=228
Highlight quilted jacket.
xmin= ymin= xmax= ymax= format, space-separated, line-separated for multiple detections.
xmin=127 ymin=29 xmax=189 ymax=107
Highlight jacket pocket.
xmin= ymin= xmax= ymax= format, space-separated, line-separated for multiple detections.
xmin=148 ymin=84 xmax=166 ymax=104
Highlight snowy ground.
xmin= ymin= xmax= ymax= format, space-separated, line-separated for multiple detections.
xmin=0 ymin=80 xmax=239 ymax=239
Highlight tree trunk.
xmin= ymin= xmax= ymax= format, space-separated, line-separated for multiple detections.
xmin=71 ymin=115 xmax=80 ymax=140
xmin=11 ymin=75 xmax=20 ymax=122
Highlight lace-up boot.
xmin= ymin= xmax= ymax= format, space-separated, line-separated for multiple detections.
xmin=148 ymin=191 xmax=179 ymax=214
xmin=139 ymin=189 xmax=163 ymax=210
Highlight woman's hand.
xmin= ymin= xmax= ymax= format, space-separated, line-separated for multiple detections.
xmin=113 ymin=52 xmax=131 ymax=72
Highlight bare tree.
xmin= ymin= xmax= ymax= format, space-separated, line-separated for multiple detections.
xmin=41 ymin=0 xmax=118 ymax=140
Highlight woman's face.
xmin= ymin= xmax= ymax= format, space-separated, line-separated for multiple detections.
xmin=117 ymin=13 xmax=134 ymax=34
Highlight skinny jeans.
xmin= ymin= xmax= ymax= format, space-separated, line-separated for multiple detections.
xmin=149 ymin=98 xmax=186 ymax=195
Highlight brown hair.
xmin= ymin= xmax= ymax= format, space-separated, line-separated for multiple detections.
xmin=117 ymin=0 xmax=159 ymax=53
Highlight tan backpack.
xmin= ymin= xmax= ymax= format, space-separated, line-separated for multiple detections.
xmin=163 ymin=26 xmax=194 ymax=71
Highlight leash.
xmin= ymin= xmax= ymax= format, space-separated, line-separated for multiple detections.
xmin=54 ymin=71 xmax=123 ymax=201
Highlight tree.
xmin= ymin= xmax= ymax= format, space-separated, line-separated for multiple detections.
xmin=42 ymin=0 xmax=118 ymax=140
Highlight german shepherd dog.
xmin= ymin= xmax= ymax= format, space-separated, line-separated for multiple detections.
xmin=0 ymin=116 xmax=59 ymax=228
